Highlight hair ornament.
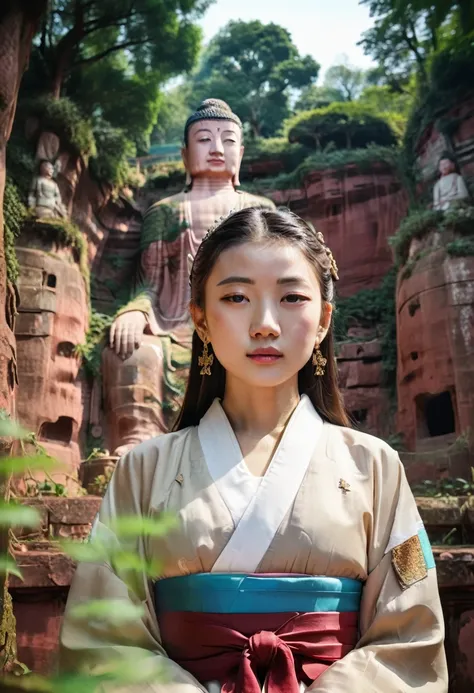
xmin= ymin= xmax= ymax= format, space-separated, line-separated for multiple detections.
xmin=202 ymin=208 xmax=236 ymax=244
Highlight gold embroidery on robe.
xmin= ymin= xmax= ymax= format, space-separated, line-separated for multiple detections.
xmin=392 ymin=534 xmax=427 ymax=589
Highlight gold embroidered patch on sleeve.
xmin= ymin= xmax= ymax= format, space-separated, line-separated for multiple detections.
xmin=392 ymin=534 xmax=427 ymax=589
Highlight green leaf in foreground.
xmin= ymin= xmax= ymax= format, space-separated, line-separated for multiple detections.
xmin=0 ymin=453 xmax=61 ymax=476
xmin=0 ymin=554 xmax=22 ymax=578
xmin=70 ymin=599 xmax=144 ymax=626
xmin=0 ymin=502 xmax=40 ymax=528
xmin=0 ymin=416 xmax=29 ymax=440
xmin=110 ymin=512 xmax=178 ymax=538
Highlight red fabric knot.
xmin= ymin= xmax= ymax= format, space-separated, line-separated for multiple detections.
xmin=235 ymin=630 xmax=299 ymax=693
xmin=245 ymin=631 xmax=281 ymax=669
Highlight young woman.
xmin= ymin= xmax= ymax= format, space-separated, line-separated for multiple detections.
xmin=60 ymin=208 xmax=447 ymax=692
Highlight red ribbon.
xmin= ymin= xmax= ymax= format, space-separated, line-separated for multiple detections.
xmin=159 ymin=611 xmax=358 ymax=693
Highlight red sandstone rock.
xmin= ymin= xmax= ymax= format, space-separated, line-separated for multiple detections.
xmin=267 ymin=163 xmax=408 ymax=297
xmin=14 ymin=238 xmax=88 ymax=485
xmin=337 ymin=338 xmax=392 ymax=438
xmin=396 ymin=242 xmax=474 ymax=472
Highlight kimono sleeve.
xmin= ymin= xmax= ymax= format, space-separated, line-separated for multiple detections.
xmin=59 ymin=448 xmax=206 ymax=693
xmin=309 ymin=451 xmax=448 ymax=693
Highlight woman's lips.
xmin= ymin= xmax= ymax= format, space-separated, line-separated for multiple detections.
xmin=247 ymin=348 xmax=283 ymax=363
xmin=247 ymin=354 xmax=283 ymax=363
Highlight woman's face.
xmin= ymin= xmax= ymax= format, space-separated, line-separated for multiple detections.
xmin=192 ymin=240 xmax=332 ymax=390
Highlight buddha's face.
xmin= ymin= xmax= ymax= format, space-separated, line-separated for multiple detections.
xmin=40 ymin=161 xmax=54 ymax=179
xmin=182 ymin=120 xmax=244 ymax=184
xmin=439 ymin=158 xmax=455 ymax=176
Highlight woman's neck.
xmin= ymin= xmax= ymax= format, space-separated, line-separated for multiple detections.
xmin=221 ymin=378 xmax=300 ymax=438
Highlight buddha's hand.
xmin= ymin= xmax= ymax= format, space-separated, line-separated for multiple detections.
xmin=110 ymin=311 xmax=147 ymax=360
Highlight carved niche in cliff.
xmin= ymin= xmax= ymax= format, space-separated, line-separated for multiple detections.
xmin=396 ymin=238 xmax=474 ymax=479
xmin=14 ymin=222 xmax=88 ymax=487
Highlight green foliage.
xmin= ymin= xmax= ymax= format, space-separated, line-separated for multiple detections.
xmin=151 ymin=83 xmax=193 ymax=145
xmin=145 ymin=161 xmax=186 ymax=190
xmin=190 ymin=20 xmax=320 ymax=138
xmin=242 ymin=145 xmax=402 ymax=193
xmin=359 ymin=0 xmax=436 ymax=87
xmin=294 ymin=84 xmax=346 ymax=111
xmin=390 ymin=204 xmax=474 ymax=265
xmin=413 ymin=476 xmax=474 ymax=498
xmin=19 ymin=96 xmax=96 ymax=158
xmin=242 ymin=138 xmax=310 ymax=174
xmin=3 ymin=177 xmax=27 ymax=283
xmin=27 ymin=216 xmax=90 ymax=295
xmin=446 ymin=237 xmax=474 ymax=256
xmin=403 ymin=32 xmax=474 ymax=170
xmin=89 ymin=120 xmax=135 ymax=188
xmin=394 ymin=0 xmax=474 ymax=37
xmin=334 ymin=269 xmax=398 ymax=390
xmin=5 ymin=138 xmax=36 ymax=200
xmin=34 ymin=0 xmax=209 ymax=92
xmin=285 ymin=102 xmax=398 ymax=150
xmin=323 ymin=60 xmax=368 ymax=101
xmin=76 ymin=311 xmax=114 ymax=379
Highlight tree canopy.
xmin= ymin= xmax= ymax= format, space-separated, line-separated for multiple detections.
xmin=285 ymin=102 xmax=398 ymax=150
xmin=189 ymin=20 xmax=320 ymax=138
xmin=35 ymin=0 xmax=211 ymax=97
xmin=323 ymin=58 xmax=368 ymax=101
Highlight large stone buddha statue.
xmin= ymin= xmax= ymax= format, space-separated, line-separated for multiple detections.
xmin=433 ymin=154 xmax=469 ymax=211
xmin=102 ymin=99 xmax=275 ymax=455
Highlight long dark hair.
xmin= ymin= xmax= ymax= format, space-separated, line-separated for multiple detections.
xmin=173 ymin=207 xmax=350 ymax=430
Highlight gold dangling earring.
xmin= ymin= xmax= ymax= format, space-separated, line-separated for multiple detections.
xmin=312 ymin=346 xmax=327 ymax=377
xmin=198 ymin=336 xmax=214 ymax=376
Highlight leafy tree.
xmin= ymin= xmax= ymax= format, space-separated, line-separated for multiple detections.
xmin=396 ymin=0 xmax=474 ymax=36
xmin=285 ymin=102 xmax=398 ymax=150
xmin=323 ymin=58 xmax=368 ymax=101
xmin=151 ymin=84 xmax=194 ymax=144
xmin=294 ymin=85 xmax=345 ymax=111
xmin=34 ymin=0 xmax=211 ymax=98
xmin=359 ymin=0 xmax=437 ymax=86
xmin=191 ymin=20 xmax=320 ymax=138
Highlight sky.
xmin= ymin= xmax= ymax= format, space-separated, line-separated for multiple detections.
xmin=199 ymin=0 xmax=376 ymax=79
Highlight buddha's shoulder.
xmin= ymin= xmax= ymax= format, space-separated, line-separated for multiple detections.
xmin=238 ymin=190 xmax=276 ymax=210
xmin=144 ymin=191 xmax=185 ymax=217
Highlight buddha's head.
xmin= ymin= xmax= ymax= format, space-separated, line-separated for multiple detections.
xmin=39 ymin=160 xmax=54 ymax=179
xmin=182 ymin=99 xmax=244 ymax=187
xmin=438 ymin=153 xmax=456 ymax=177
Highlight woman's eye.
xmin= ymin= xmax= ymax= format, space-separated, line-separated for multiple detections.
xmin=198 ymin=137 xmax=211 ymax=142
xmin=222 ymin=294 xmax=247 ymax=303
xmin=224 ymin=139 xmax=236 ymax=144
xmin=283 ymin=294 xmax=309 ymax=304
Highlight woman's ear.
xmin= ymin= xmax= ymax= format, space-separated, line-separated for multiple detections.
xmin=317 ymin=302 xmax=333 ymax=343
xmin=190 ymin=302 xmax=208 ymax=342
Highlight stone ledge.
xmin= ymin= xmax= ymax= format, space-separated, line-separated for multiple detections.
xmin=433 ymin=547 xmax=474 ymax=587
xmin=16 ymin=496 xmax=102 ymax=541
xmin=10 ymin=543 xmax=76 ymax=589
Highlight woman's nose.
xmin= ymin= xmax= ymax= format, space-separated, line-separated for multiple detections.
xmin=250 ymin=305 xmax=281 ymax=338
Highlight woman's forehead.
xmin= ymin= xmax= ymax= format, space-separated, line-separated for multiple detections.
xmin=210 ymin=241 xmax=317 ymax=280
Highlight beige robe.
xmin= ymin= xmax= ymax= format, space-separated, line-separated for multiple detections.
xmin=60 ymin=396 xmax=448 ymax=692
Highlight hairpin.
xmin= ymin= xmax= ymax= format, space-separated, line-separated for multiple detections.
xmin=315 ymin=231 xmax=339 ymax=281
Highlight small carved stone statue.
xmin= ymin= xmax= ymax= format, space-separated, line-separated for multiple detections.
xmin=433 ymin=154 xmax=469 ymax=211
xmin=28 ymin=159 xmax=67 ymax=219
